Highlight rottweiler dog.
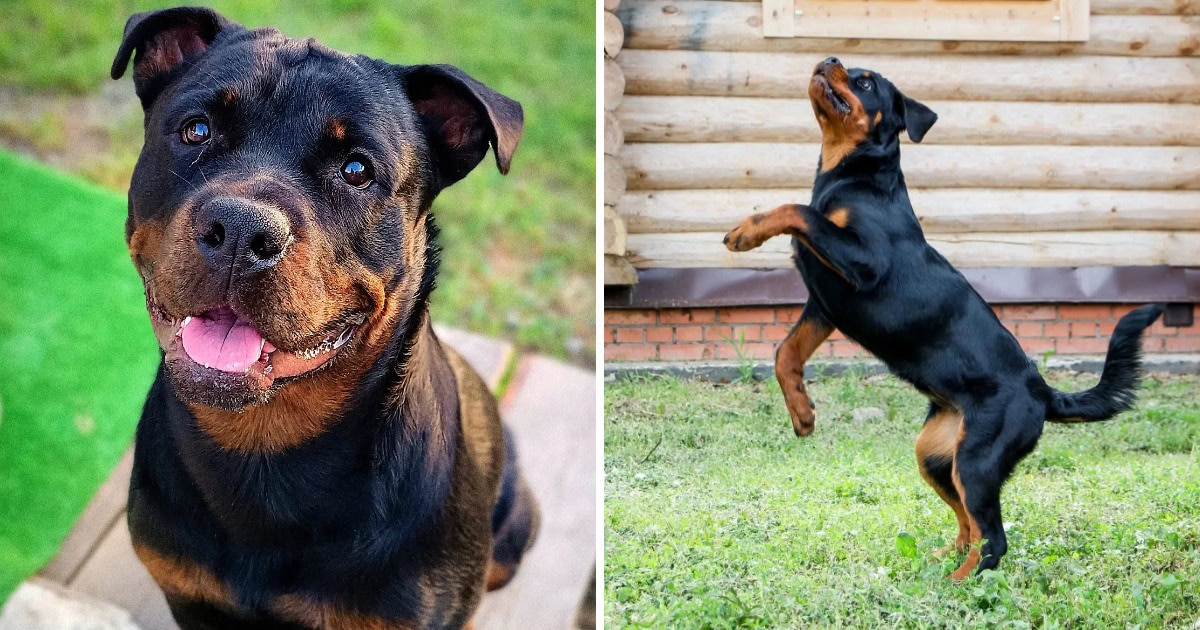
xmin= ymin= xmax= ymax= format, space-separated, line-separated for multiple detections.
xmin=723 ymin=57 xmax=1163 ymax=580
xmin=111 ymin=7 xmax=538 ymax=628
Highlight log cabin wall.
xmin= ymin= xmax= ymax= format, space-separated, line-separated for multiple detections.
xmin=603 ymin=0 xmax=1199 ymax=361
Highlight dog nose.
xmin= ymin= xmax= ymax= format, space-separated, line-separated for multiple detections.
xmin=822 ymin=56 xmax=841 ymax=70
xmin=195 ymin=197 xmax=290 ymax=276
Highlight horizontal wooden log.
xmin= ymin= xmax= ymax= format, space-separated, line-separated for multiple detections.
xmin=604 ymin=254 xmax=638 ymax=285
xmin=604 ymin=58 xmax=625 ymax=111
xmin=619 ymin=1 xmax=1199 ymax=56
xmin=626 ymin=231 xmax=1200 ymax=268
xmin=722 ymin=0 xmax=1198 ymax=14
xmin=618 ymin=50 xmax=1200 ymax=103
xmin=620 ymin=189 xmax=1200 ymax=233
xmin=605 ymin=205 xmax=628 ymax=255
xmin=619 ymin=96 xmax=1200 ymax=146
xmin=604 ymin=110 xmax=625 ymax=155
xmin=605 ymin=11 xmax=624 ymax=58
xmin=621 ymin=143 xmax=1200 ymax=190
xmin=604 ymin=155 xmax=627 ymax=205
xmin=605 ymin=0 xmax=621 ymax=10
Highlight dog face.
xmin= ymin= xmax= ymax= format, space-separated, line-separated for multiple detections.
xmin=112 ymin=7 xmax=522 ymax=411
xmin=807 ymin=56 xmax=936 ymax=171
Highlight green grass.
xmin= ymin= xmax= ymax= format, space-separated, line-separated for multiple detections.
xmin=605 ymin=372 xmax=1200 ymax=628
xmin=0 ymin=151 xmax=160 ymax=600
xmin=0 ymin=0 xmax=595 ymax=359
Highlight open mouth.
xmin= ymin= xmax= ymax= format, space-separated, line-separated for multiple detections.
xmin=148 ymin=298 xmax=364 ymax=382
xmin=812 ymin=74 xmax=851 ymax=116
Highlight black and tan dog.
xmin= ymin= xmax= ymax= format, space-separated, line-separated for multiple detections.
xmin=723 ymin=57 xmax=1162 ymax=580
xmin=112 ymin=7 xmax=538 ymax=628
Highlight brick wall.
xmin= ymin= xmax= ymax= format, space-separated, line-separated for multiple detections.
xmin=604 ymin=304 xmax=1199 ymax=362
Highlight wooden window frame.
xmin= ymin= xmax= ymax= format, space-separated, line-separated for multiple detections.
xmin=762 ymin=0 xmax=1090 ymax=42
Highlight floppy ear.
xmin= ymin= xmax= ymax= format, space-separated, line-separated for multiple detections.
xmin=399 ymin=64 xmax=524 ymax=189
xmin=899 ymin=94 xmax=937 ymax=143
xmin=111 ymin=7 xmax=232 ymax=108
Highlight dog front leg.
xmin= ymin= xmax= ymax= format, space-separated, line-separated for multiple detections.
xmin=776 ymin=305 xmax=834 ymax=437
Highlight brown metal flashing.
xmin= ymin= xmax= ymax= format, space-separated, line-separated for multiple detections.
xmin=604 ymin=267 xmax=1200 ymax=309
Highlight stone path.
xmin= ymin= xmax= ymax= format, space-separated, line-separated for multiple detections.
xmin=0 ymin=327 xmax=596 ymax=629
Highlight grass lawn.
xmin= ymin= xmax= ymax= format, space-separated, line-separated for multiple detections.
xmin=0 ymin=0 xmax=594 ymax=360
xmin=605 ymin=372 xmax=1200 ymax=627
xmin=0 ymin=151 xmax=160 ymax=600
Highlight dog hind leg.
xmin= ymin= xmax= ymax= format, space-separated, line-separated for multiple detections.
xmin=914 ymin=404 xmax=971 ymax=556
xmin=485 ymin=426 xmax=540 ymax=591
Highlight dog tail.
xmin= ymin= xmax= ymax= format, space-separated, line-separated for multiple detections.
xmin=1044 ymin=304 xmax=1163 ymax=423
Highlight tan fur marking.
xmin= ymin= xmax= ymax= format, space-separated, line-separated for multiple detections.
xmin=827 ymin=208 xmax=850 ymax=228
xmin=775 ymin=318 xmax=834 ymax=436
xmin=133 ymin=545 xmax=235 ymax=609
xmin=724 ymin=204 xmax=808 ymax=252
xmin=915 ymin=410 xmax=971 ymax=556
xmin=272 ymin=594 xmax=416 ymax=630
xmin=809 ymin=64 xmax=870 ymax=172
xmin=328 ymin=118 xmax=347 ymax=140
xmin=950 ymin=422 xmax=983 ymax=580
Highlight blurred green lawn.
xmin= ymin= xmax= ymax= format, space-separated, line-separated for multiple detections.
xmin=0 ymin=0 xmax=596 ymax=360
xmin=0 ymin=0 xmax=593 ymax=602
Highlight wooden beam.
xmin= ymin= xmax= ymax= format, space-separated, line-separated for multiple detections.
xmin=761 ymin=0 xmax=795 ymax=37
xmin=605 ymin=205 xmax=628 ymax=255
xmin=618 ymin=97 xmax=1200 ymax=146
xmin=604 ymin=254 xmax=638 ymax=285
xmin=604 ymin=11 xmax=624 ymax=58
xmin=621 ymin=143 xmax=1200 ymax=190
xmin=604 ymin=155 xmax=627 ymax=205
xmin=604 ymin=110 xmax=624 ymax=155
xmin=719 ymin=0 xmax=1198 ymax=14
xmin=626 ymin=231 xmax=1200 ymax=268
xmin=604 ymin=57 xmax=624 ymax=111
xmin=619 ymin=1 xmax=1198 ymax=57
xmin=617 ymin=50 xmax=1200 ymax=103
xmin=618 ymin=189 xmax=1200 ymax=233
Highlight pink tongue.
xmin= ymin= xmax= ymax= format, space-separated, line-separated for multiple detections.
xmin=180 ymin=310 xmax=264 ymax=373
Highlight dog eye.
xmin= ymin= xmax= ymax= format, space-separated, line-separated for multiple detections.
xmin=856 ymin=78 xmax=873 ymax=91
xmin=340 ymin=156 xmax=374 ymax=189
xmin=180 ymin=118 xmax=211 ymax=145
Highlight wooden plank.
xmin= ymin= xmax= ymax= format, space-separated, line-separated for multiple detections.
xmin=604 ymin=155 xmax=627 ymax=205
xmin=604 ymin=254 xmax=639 ymax=285
xmin=617 ymin=50 xmax=1200 ymax=103
xmin=39 ymin=447 xmax=134 ymax=584
xmin=722 ymin=0 xmax=1198 ymax=12
xmin=618 ymin=97 xmax=1200 ymax=146
xmin=605 ymin=206 xmax=628 ymax=255
xmin=619 ymin=1 xmax=1198 ymax=57
xmin=761 ymin=0 xmax=796 ymax=37
xmin=475 ymin=357 xmax=596 ymax=629
xmin=620 ymin=189 xmax=1200 ymax=234
xmin=769 ymin=0 xmax=1076 ymax=43
xmin=68 ymin=519 xmax=175 ymax=630
xmin=626 ymin=230 xmax=1200 ymax=268
xmin=604 ymin=110 xmax=624 ymax=155
xmin=604 ymin=11 xmax=624 ymax=58
xmin=604 ymin=58 xmax=625 ymax=112
xmin=620 ymin=143 xmax=1200 ymax=190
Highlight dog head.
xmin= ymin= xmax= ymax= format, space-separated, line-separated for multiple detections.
xmin=808 ymin=56 xmax=936 ymax=172
xmin=113 ymin=7 xmax=522 ymax=411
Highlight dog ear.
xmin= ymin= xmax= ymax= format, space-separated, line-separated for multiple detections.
xmin=111 ymin=7 xmax=232 ymax=107
xmin=398 ymin=64 xmax=524 ymax=189
xmin=899 ymin=94 xmax=938 ymax=143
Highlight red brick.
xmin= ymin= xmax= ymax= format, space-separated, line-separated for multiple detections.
xmin=763 ymin=325 xmax=792 ymax=341
xmin=645 ymin=327 xmax=673 ymax=343
xmin=830 ymin=341 xmax=869 ymax=358
xmin=1149 ymin=320 xmax=1179 ymax=337
xmin=1016 ymin=322 xmax=1043 ymax=337
xmin=1069 ymin=322 xmax=1097 ymax=338
xmin=675 ymin=326 xmax=703 ymax=342
xmin=1020 ymin=338 xmax=1055 ymax=354
xmin=718 ymin=342 xmax=774 ymax=360
xmin=718 ymin=307 xmax=776 ymax=324
xmin=828 ymin=329 xmax=846 ymax=341
xmin=603 ymin=328 xmax=615 ymax=344
xmin=1095 ymin=320 xmax=1118 ymax=336
xmin=775 ymin=307 xmax=805 ymax=322
xmin=659 ymin=308 xmax=716 ymax=324
xmin=704 ymin=326 xmax=734 ymax=342
xmin=1143 ymin=337 xmax=1164 ymax=353
xmin=1176 ymin=323 xmax=1200 ymax=337
xmin=1112 ymin=304 xmax=1139 ymax=318
xmin=1061 ymin=305 xmax=1112 ymax=320
xmin=732 ymin=326 xmax=761 ymax=342
xmin=605 ymin=309 xmax=656 ymax=325
xmin=660 ymin=344 xmax=716 ymax=361
xmin=1043 ymin=322 xmax=1070 ymax=338
xmin=1004 ymin=305 xmax=1057 ymax=320
xmin=615 ymin=328 xmax=644 ymax=343
xmin=604 ymin=344 xmax=656 ymax=361
xmin=1165 ymin=336 xmax=1200 ymax=353
xmin=1057 ymin=338 xmax=1109 ymax=354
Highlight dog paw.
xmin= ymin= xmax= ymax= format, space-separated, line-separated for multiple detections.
xmin=723 ymin=220 xmax=763 ymax=252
